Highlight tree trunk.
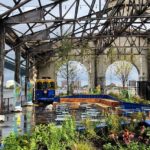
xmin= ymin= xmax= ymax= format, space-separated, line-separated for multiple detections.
xmin=122 ymin=80 xmax=125 ymax=89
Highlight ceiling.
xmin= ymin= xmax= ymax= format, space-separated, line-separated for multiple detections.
xmin=1 ymin=0 xmax=150 ymax=64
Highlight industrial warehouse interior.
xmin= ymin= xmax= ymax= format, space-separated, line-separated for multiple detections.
xmin=0 ymin=0 xmax=150 ymax=149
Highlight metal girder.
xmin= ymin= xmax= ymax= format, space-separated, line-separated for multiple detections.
xmin=93 ymin=0 xmax=125 ymax=35
xmin=91 ymin=0 xmax=111 ymax=34
xmin=14 ymin=46 xmax=21 ymax=83
xmin=3 ymin=0 xmax=68 ymax=23
xmin=110 ymin=35 xmax=148 ymax=54
xmin=25 ymin=52 xmax=29 ymax=99
xmin=4 ymin=59 xmax=26 ymax=75
xmin=96 ymin=0 xmax=150 ymax=54
xmin=0 ymin=0 xmax=31 ymax=18
xmin=1 ymin=0 xmax=150 ymax=66
xmin=0 ymin=22 xmax=5 ymax=112
xmin=72 ymin=0 xmax=79 ymax=36
xmin=28 ymin=43 xmax=52 ymax=54
xmin=80 ymin=0 xmax=96 ymax=39
xmin=4 ymin=9 xmax=44 ymax=24
xmin=21 ymin=29 xmax=50 ymax=42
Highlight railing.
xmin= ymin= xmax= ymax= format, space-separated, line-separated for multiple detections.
xmin=3 ymin=97 xmax=14 ymax=113
xmin=3 ymin=95 xmax=26 ymax=114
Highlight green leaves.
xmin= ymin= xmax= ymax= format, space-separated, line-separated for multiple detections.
xmin=2 ymin=118 xmax=77 ymax=150
xmin=3 ymin=116 xmax=150 ymax=150
xmin=106 ymin=114 xmax=122 ymax=134
xmin=59 ymin=37 xmax=72 ymax=59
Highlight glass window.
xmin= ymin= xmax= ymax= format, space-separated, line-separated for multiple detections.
xmin=36 ymin=82 xmax=43 ymax=90
xmin=50 ymin=82 xmax=55 ymax=89
xmin=43 ymin=82 xmax=48 ymax=89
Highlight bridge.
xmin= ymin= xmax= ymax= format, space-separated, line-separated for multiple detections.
xmin=5 ymin=59 xmax=26 ymax=76
xmin=0 ymin=0 xmax=150 ymax=111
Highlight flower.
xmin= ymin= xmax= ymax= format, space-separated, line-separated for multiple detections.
xmin=140 ymin=125 xmax=145 ymax=135
xmin=109 ymin=132 xmax=118 ymax=140
xmin=122 ymin=129 xmax=134 ymax=145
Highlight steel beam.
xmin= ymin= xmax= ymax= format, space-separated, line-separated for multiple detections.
xmin=21 ymin=29 xmax=50 ymax=42
xmin=96 ymin=1 xmax=150 ymax=54
xmin=4 ymin=9 xmax=44 ymax=24
xmin=14 ymin=46 xmax=21 ymax=83
xmin=25 ymin=52 xmax=29 ymax=100
xmin=0 ymin=22 xmax=5 ymax=113
xmin=28 ymin=43 xmax=52 ymax=54
xmin=0 ymin=0 xmax=31 ymax=18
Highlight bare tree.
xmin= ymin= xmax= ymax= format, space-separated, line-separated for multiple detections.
xmin=113 ymin=61 xmax=133 ymax=89
xmin=58 ymin=61 xmax=80 ymax=95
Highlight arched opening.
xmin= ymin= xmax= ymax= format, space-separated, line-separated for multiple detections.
xmin=105 ymin=60 xmax=139 ymax=95
xmin=56 ymin=61 xmax=89 ymax=95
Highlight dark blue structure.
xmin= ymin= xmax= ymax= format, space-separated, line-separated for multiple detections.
xmin=36 ymin=89 xmax=55 ymax=102
xmin=35 ymin=79 xmax=59 ymax=103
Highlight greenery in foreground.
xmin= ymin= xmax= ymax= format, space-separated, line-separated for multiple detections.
xmin=109 ymin=90 xmax=150 ymax=105
xmin=2 ymin=114 xmax=150 ymax=150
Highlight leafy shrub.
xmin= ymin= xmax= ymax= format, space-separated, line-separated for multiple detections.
xmin=72 ymin=141 xmax=96 ymax=150
xmin=106 ymin=114 xmax=122 ymax=134
xmin=3 ymin=118 xmax=77 ymax=150
xmin=3 ymin=133 xmax=21 ymax=150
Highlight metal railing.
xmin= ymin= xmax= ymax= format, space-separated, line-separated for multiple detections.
xmin=2 ymin=95 xmax=26 ymax=114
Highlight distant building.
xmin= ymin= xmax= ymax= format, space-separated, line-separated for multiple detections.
xmin=107 ymin=83 xmax=117 ymax=88
xmin=6 ymin=80 xmax=15 ymax=89
xmin=72 ymin=80 xmax=81 ymax=88
xmin=61 ymin=80 xmax=67 ymax=88
xmin=128 ymin=80 xmax=137 ymax=87
xmin=61 ymin=80 xmax=81 ymax=88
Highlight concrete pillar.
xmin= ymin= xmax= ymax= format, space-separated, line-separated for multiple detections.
xmin=15 ymin=47 xmax=21 ymax=83
xmin=29 ymin=65 xmax=37 ymax=82
xmin=139 ymin=54 xmax=148 ymax=81
xmin=25 ymin=53 xmax=29 ymax=100
xmin=0 ymin=22 xmax=5 ymax=113
xmin=89 ymin=58 xmax=95 ymax=89
xmin=94 ymin=49 xmax=98 ymax=88
xmin=147 ymin=41 xmax=150 ymax=80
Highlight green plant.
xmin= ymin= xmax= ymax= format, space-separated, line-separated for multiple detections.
xmin=72 ymin=141 xmax=96 ymax=150
xmin=103 ymin=143 xmax=120 ymax=150
xmin=126 ymin=142 xmax=150 ymax=150
xmin=61 ymin=117 xmax=77 ymax=145
xmin=2 ymin=133 xmax=19 ymax=150
xmin=108 ymin=92 xmax=123 ymax=100
xmin=132 ymin=112 xmax=146 ymax=122
xmin=106 ymin=114 xmax=122 ymax=134
xmin=3 ymin=118 xmax=77 ymax=150
xmin=81 ymin=119 xmax=98 ymax=141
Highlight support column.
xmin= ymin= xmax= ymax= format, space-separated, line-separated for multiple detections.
xmin=147 ymin=41 xmax=150 ymax=80
xmin=13 ymin=43 xmax=23 ymax=111
xmin=0 ymin=22 xmax=5 ymax=113
xmin=25 ymin=53 xmax=29 ymax=100
xmin=15 ymin=47 xmax=21 ymax=83
xmin=94 ymin=49 xmax=98 ymax=88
